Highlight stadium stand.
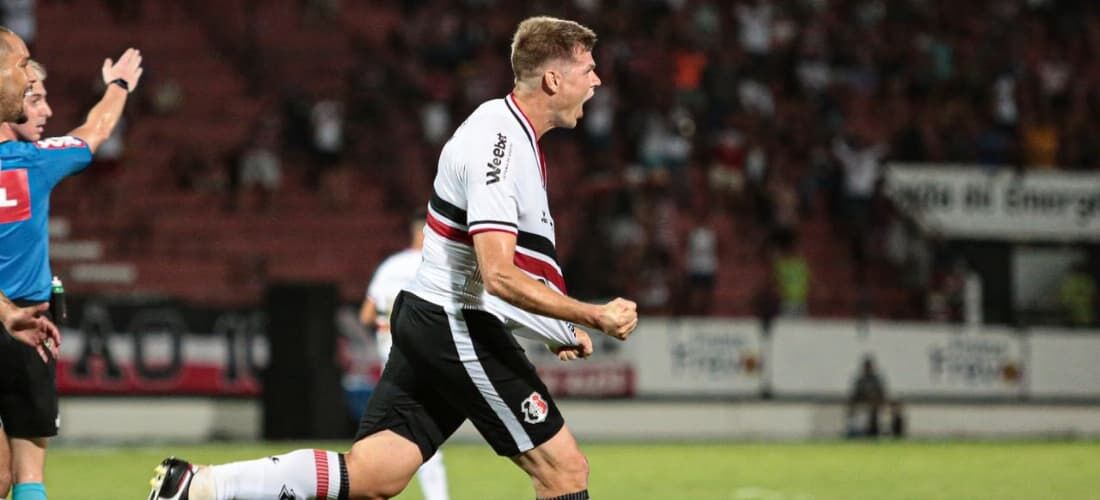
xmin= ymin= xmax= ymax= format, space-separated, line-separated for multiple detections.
xmin=34 ymin=0 xmax=1098 ymax=321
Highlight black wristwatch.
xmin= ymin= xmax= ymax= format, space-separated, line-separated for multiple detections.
xmin=109 ymin=78 xmax=130 ymax=92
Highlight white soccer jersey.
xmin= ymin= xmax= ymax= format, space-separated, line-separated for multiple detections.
xmin=367 ymin=247 xmax=421 ymax=362
xmin=367 ymin=248 xmax=422 ymax=328
xmin=406 ymin=94 xmax=578 ymax=348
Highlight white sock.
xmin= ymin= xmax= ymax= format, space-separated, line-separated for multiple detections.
xmin=191 ymin=449 xmax=347 ymax=500
xmin=416 ymin=451 xmax=449 ymax=500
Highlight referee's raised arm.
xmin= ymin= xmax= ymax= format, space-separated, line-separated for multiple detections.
xmin=67 ymin=48 xmax=143 ymax=153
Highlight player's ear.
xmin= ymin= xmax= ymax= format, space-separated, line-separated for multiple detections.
xmin=542 ymin=68 xmax=561 ymax=94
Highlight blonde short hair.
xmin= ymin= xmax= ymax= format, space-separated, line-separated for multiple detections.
xmin=27 ymin=59 xmax=45 ymax=81
xmin=510 ymin=16 xmax=597 ymax=82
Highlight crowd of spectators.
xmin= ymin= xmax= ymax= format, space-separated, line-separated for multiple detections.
xmin=30 ymin=0 xmax=1100 ymax=319
xmin=293 ymin=0 xmax=1097 ymax=317
xmin=226 ymin=0 xmax=1100 ymax=316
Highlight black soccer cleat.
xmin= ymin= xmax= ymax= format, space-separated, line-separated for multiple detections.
xmin=148 ymin=457 xmax=196 ymax=500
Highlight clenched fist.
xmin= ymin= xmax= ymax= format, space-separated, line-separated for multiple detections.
xmin=596 ymin=298 xmax=637 ymax=340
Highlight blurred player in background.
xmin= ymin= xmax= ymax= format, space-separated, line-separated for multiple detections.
xmin=357 ymin=210 xmax=449 ymax=500
xmin=0 ymin=50 xmax=142 ymax=500
xmin=150 ymin=16 xmax=636 ymax=500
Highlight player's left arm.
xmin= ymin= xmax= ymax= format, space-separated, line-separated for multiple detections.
xmin=68 ymin=48 xmax=143 ymax=154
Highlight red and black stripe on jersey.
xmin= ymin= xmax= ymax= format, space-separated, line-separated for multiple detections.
xmin=426 ymin=192 xmax=565 ymax=293
xmin=426 ymin=192 xmax=473 ymax=244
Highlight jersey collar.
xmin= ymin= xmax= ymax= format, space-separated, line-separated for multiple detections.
xmin=505 ymin=93 xmax=547 ymax=188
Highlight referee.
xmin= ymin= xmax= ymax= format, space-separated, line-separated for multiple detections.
xmin=0 ymin=27 xmax=60 ymax=362
xmin=0 ymin=50 xmax=141 ymax=500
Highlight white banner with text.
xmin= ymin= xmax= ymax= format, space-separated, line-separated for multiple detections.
xmin=518 ymin=318 xmax=765 ymax=397
xmin=1026 ymin=329 xmax=1100 ymax=398
xmin=885 ymin=164 xmax=1100 ymax=241
xmin=770 ymin=320 xmax=1026 ymax=398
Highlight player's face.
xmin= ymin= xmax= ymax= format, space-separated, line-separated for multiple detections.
xmin=13 ymin=80 xmax=50 ymax=141
xmin=0 ymin=32 xmax=30 ymax=125
xmin=551 ymin=46 xmax=600 ymax=129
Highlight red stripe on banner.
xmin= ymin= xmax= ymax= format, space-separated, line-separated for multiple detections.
xmin=514 ymin=253 xmax=567 ymax=293
xmin=55 ymin=360 xmax=261 ymax=396
xmin=315 ymin=450 xmax=329 ymax=499
xmin=535 ymin=363 xmax=635 ymax=397
xmin=426 ymin=212 xmax=472 ymax=245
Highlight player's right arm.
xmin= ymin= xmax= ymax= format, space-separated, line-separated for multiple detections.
xmin=473 ymin=231 xmax=637 ymax=340
xmin=67 ymin=48 xmax=143 ymax=153
xmin=458 ymin=123 xmax=636 ymax=341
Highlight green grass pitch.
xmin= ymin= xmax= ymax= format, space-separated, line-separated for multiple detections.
xmin=47 ymin=440 xmax=1099 ymax=499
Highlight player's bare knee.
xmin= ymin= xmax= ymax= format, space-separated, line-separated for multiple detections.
xmin=559 ymin=451 xmax=589 ymax=489
xmin=345 ymin=440 xmax=418 ymax=500
xmin=350 ymin=473 xmax=410 ymax=500
xmin=345 ymin=456 xmax=398 ymax=500
xmin=348 ymin=487 xmax=401 ymax=500
xmin=346 ymin=460 xmax=406 ymax=499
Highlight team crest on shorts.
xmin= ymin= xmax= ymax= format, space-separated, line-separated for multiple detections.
xmin=520 ymin=392 xmax=549 ymax=424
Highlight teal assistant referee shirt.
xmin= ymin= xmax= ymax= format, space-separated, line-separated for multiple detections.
xmin=0 ymin=136 xmax=92 ymax=301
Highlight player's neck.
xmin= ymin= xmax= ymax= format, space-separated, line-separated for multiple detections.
xmin=510 ymin=88 xmax=553 ymax=140
xmin=0 ymin=125 xmax=18 ymax=143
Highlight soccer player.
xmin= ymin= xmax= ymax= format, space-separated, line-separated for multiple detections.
xmin=150 ymin=16 xmax=635 ymax=500
xmin=0 ymin=52 xmax=142 ymax=500
xmin=358 ymin=210 xmax=449 ymax=500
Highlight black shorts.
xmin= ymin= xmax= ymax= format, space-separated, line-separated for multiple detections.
xmin=0 ymin=310 xmax=59 ymax=438
xmin=355 ymin=291 xmax=564 ymax=459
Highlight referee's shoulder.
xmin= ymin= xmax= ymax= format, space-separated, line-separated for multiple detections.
xmin=0 ymin=139 xmax=34 ymax=153
xmin=35 ymin=136 xmax=88 ymax=151
xmin=0 ymin=139 xmax=38 ymax=162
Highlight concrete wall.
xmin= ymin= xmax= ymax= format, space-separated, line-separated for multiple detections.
xmin=57 ymin=398 xmax=1100 ymax=444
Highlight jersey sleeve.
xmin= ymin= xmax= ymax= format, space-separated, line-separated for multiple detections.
xmin=35 ymin=136 xmax=93 ymax=187
xmin=464 ymin=130 xmax=520 ymax=236
xmin=484 ymin=293 xmax=579 ymax=348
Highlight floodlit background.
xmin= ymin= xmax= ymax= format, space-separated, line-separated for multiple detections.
xmin=4 ymin=0 xmax=1099 ymax=498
